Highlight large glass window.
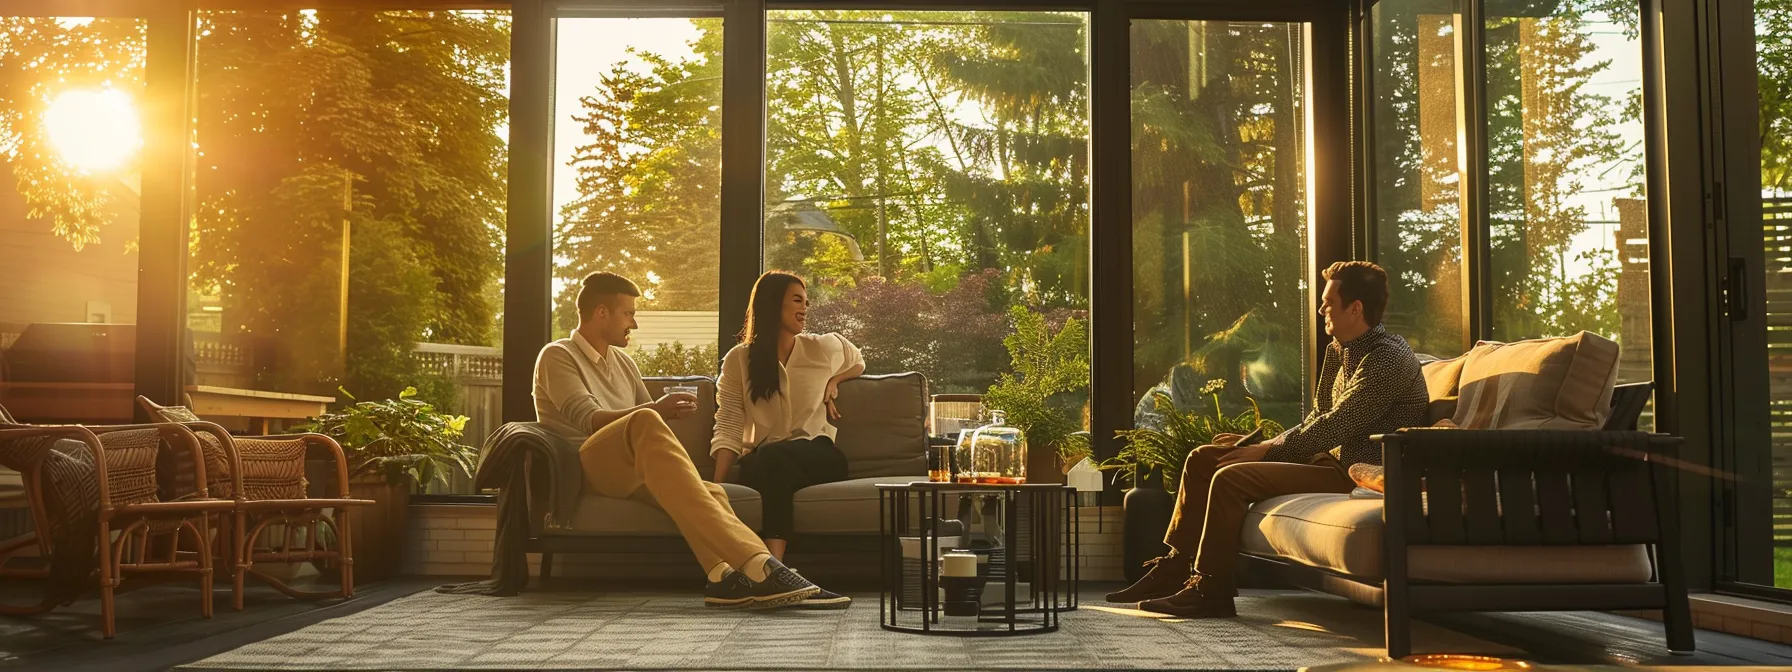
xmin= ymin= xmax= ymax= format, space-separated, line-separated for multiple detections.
xmin=1131 ymin=19 xmax=1309 ymax=430
xmin=1757 ymin=0 xmax=1792 ymax=589
xmin=0 ymin=17 xmax=146 ymax=423
xmin=1484 ymin=2 xmax=1650 ymax=390
xmin=762 ymin=10 xmax=1090 ymax=394
xmin=1372 ymin=2 xmax=1466 ymax=359
xmin=185 ymin=10 xmax=510 ymax=479
xmin=551 ymin=17 xmax=722 ymax=377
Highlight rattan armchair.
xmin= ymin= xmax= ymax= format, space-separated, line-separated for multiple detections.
xmin=0 ymin=406 xmax=233 ymax=638
xmin=137 ymin=396 xmax=374 ymax=611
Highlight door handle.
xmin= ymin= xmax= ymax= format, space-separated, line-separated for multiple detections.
xmin=1729 ymin=257 xmax=1750 ymax=322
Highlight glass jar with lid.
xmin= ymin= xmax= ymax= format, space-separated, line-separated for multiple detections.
xmin=958 ymin=409 xmax=1026 ymax=484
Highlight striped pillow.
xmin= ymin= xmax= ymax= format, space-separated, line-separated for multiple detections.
xmin=1451 ymin=331 xmax=1620 ymax=430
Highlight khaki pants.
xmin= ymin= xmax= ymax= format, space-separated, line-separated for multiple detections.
xmin=1166 ymin=443 xmax=1355 ymax=579
xmin=577 ymin=409 xmax=768 ymax=574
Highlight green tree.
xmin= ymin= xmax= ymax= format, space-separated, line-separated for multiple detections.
xmin=188 ymin=10 xmax=509 ymax=398
xmin=0 ymin=18 xmax=146 ymax=250
xmin=556 ymin=21 xmax=722 ymax=335
xmin=1486 ymin=3 xmax=1627 ymax=341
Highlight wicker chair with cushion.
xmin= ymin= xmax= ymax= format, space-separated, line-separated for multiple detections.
xmin=0 ymin=405 xmax=233 ymax=638
xmin=137 ymin=396 xmax=373 ymax=611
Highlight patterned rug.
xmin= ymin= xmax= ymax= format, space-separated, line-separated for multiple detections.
xmin=177 ymin=589 xmax=1517 ymax=671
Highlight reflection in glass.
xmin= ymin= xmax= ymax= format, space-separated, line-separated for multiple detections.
xmin=1131 ymin=20 xmax=1308 ymax=430
xmin=551 ymin=17 xmax=723 ymax=377
xmin=1372 ymin=2 xmax=1466 ymax=359
xmin=763 ymin=10 xmax=1090 ymax=395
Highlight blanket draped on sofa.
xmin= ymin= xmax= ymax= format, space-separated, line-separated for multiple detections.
xmin=435 ymin=423 xmax=579 ymax=597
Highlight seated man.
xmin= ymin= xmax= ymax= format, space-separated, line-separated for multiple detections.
xmin=1106 ymin=261 xmax=1430 ymax=617
xmin=535 ymin=271 xmax=835 ymax=610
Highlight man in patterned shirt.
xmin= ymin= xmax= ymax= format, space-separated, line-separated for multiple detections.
xmin=1107 ymin=261 xmax=1430 ymax=617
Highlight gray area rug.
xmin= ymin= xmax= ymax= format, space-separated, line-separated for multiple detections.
xmin=179 ymin=590 xmax=1517 ymax=671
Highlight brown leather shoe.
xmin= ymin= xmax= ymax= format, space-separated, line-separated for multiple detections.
xmin=1138 ymin=573 xmax=1237 ymax=618
xmin=1104 ymin=554 xmax=1192 ymax=603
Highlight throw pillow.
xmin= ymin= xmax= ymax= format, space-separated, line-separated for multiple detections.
xmin=1451 ymin=331 xmax=1620 ymax=430
xmin=1348 ymin=462 xmax=1385 ymax=493
xmin=147 ymin=405 xmax=203 ymax=423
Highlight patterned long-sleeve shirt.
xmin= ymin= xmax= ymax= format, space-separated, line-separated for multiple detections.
xmin=1261 ymin=325 xmax=1430 ymax=468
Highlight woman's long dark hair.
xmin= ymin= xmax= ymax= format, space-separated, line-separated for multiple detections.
xmin=741 ymin=271 xmax=804 ymax=403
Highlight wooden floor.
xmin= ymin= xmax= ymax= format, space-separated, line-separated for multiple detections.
xmin=4 ymin=580 xmax=1792 ymax=671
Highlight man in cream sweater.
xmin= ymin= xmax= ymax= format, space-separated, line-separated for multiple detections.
xmin=534 ymin=272 xmax=832 ymax=609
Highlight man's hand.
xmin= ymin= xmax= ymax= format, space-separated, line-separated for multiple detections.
xmin=652 ymin=391 xmax=698 ymax=419
xmin=1216 ymin=442 xmax=1271 ymax=468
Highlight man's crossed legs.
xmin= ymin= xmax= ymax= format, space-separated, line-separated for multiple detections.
xmin=577 ymin=409 xmax=823 ymax=609
xmin=1106 ymin=441 xmax=1354 ymax=617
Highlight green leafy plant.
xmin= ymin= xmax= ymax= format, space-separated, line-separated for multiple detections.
xmin=982 ymin=306 xmax=1092 ymax=467
xmin=1101 ymin=378 xmax=1286 ymax=491
xmin=299 ymin=386 xmax=476 ymax=489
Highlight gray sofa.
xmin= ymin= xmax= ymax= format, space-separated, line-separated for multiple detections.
xmin=518 ymin=372 xmax=930 ymax=583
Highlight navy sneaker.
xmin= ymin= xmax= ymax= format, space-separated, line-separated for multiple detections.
xmin=797 ymin=587 xmax=852 ymax=610
xmin=703 ymin=570 xmax=754 ymax=608
xmin=742 ymin=557 xmax=820 ymax=609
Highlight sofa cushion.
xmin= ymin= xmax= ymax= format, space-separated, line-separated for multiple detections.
xmin=558 ymin=483 xmax=762 ymax=536
xmin=832 ymin=373 xmax=928 ymax=479
xmin=1452 ymin=332 xmax=1621 ymax=430
xmin=1420 ymin=356 xmax=1467 ymax=423
xmin=1241 ymin=493 xmax=1653 ymax=584
xmin=792 ymin=475 xmax=928 ymax=534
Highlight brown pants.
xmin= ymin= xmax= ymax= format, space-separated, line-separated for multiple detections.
xmin=577 ymin=409 xmax=769 ymax=575
xmin=1165 ymin=443 xmax=1355 ymax=579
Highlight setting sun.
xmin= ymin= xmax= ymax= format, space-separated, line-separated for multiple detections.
xmin=44 ymin=87 xmax=141 ymax=173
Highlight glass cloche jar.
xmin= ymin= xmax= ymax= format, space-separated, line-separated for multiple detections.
xmin=956 ymin=409 xmax=1026 ymax=484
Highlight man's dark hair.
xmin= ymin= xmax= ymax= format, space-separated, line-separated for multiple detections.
xmin=1322 ymin=261 xmax=1390 ymax=326
xmin=576 ymin=272 xmax=642 ymax=321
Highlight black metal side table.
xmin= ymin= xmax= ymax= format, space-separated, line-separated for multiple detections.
xmin=877 ymin=482 xmax=1077 ymax=636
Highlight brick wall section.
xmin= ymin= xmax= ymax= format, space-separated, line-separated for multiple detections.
xmin=405 ymin=503 xmax=1127 ymax=582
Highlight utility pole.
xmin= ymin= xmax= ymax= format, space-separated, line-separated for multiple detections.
xmin=338 ymin=171 xmax=352 ymax=371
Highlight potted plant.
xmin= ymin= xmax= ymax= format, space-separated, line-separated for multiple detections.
xmin=299 ymin=386 xmax=474 ymax=582
xmin=1099 ymin=379 xmax=1284 ymax=581
xmin=982 ymin=306 xmax=1091 ymax=484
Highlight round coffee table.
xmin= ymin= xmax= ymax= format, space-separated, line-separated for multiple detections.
xmin=876 ymin=481 xmax=1076 ymax=636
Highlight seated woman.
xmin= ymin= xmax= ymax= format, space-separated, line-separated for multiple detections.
xmin=711 ymin=271 xmax=863 ymax=609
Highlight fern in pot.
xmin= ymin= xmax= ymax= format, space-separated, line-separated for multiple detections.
xmin=298 ymin=386 xmax=475 ymax=581
xmin=1102 ymin=378 xmax=1284 ymax=491
xmin=1100 ymin=378 xmax=1283 ymax=582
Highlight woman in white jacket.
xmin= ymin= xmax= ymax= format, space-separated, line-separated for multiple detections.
xmin=711 ymin=272 xmax=864 ymax=578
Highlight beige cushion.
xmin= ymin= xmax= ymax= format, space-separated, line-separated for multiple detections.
xmin=558 ymin=482 xmax=762 ymax=536
xmin=1420 ymin=356 xmax=1467 ymax=423
xmin=1451 ymin=332 xmax=1620 ymax=430
xmin=832 ymin=373 xmax=929 ymax=478
xmin=793 ymin=475 xmax=927 ymax=534
xmin=644 ymin=377 xmax=721 ymax=474
xmin=1241 ymin=493 xmax=1654 ymax=584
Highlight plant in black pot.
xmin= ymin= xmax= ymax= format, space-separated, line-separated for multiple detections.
xmin=299 ymin=386 xmax=474 ymax=581
xmin=1101 ymin=379 xmax=1284 ymax=582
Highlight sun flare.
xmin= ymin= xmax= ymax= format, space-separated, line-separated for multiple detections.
xmin=45 ymin=87 xmax=142 ymax=174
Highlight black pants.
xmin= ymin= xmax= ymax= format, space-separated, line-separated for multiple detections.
xmin=737 ymin=436 xmax=848 ymax=540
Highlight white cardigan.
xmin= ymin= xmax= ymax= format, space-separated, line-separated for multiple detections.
xmin=710 ymin=332 xmax=863 ymax=458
